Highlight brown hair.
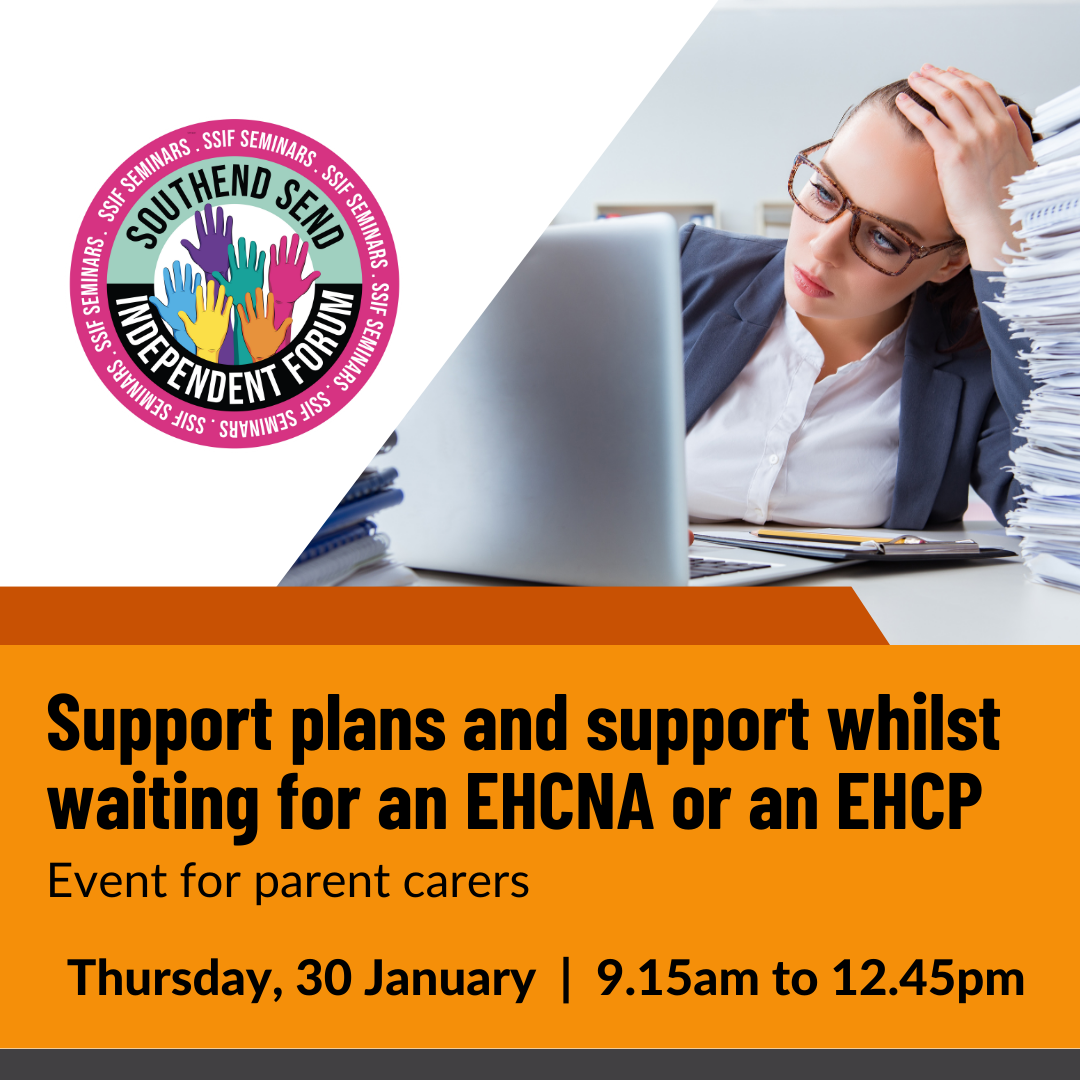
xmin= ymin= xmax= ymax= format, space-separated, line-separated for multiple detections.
xmin=841 ymin=79 xmax=1038 ymax=352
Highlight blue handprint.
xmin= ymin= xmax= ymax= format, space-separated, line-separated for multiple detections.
xmin=149 ymin=261 xmax=202 ymax=354
xmin=213 ymin=238 xmax=266 ymax=365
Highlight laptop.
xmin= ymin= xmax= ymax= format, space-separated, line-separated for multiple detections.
xmin=388 ymin=214 xmax=835 ymax=586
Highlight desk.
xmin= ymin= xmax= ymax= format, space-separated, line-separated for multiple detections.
xmin=410 ymin=521 xmax=1080 ymax=645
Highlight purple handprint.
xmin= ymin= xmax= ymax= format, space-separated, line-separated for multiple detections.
xmin=181 ymin=204 xmax=233 ymax=279
xmin=180 ymin=204 xmax=236 ymax=364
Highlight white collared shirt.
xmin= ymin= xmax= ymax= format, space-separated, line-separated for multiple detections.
xmin=685 ymin=300 xmax=911 ymax=527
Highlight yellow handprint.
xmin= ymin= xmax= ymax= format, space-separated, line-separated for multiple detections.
xmin=236 ymin=288 xmax=293 ymax=362
xmin=177 ymin=278 xmax=234 ymax=363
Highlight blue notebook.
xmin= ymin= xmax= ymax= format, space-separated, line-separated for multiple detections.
xmin=340 ymin=467 xmax=398 ymax=504
xmin=316 ymin=486 xmax=405 ymax=539
xmin=298 ymin=520 xmax=379 ymax=563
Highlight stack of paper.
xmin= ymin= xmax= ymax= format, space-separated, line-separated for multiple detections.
xmin=984 ymin=83 xmax=1080 ymax=592
xmin=280 ymin=433 xmax=418 ymax=587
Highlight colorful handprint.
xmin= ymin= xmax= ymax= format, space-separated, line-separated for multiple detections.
xmin=237 ymin=288 xmax=293 ymax=362
xmin=269 ymin=233 xmax=321 ymax=346
xmin=213 ymin=238 xmax=266 ymax=366
xmin=180 ymin=204 xmax=236 ymax=364
xmin=181 ymin=203 xmax=233 ymax=280
xmin=177 ymin=278 xmax=234 ymax=363
xmin=149 ymin=261 xmax=202 ymax=353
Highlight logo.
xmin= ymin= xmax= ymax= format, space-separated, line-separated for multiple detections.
xmin=70 ymin=120 xmax=398 ymax=447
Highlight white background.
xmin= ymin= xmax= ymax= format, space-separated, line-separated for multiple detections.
xmin=2 ymin=0 xmax=715 ymax=585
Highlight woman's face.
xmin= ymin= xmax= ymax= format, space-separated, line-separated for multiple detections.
xmin=783 ymin=105 xmax=969 ymax=321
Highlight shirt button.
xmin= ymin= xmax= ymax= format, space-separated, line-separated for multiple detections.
xmin=769 ymin=453 xmax=779 ymax=465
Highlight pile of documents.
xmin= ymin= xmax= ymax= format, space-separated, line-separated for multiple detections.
xmin=985 ymin=83 xmax=1080 ymax=592
xmin=280 ymin=434 xmax=417 ymax=586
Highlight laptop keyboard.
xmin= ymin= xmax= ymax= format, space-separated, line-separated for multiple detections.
xmin=689 ymin=556 xmax=771 ymax=579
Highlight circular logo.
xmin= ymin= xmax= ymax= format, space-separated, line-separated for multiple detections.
xmin=70 ymin=119 xmax=398 ymax=447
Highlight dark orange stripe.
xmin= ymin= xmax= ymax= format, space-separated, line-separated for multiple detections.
xmin=0 ymin=587 xmax=886 ymax=645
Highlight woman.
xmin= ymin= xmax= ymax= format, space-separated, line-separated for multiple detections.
xmin=681 ymin=64 xmax=1038 ymax=529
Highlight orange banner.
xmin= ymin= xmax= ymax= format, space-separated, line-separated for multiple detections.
xmin=2 ymin=624 xmax=1074 ymax=1047
xmin=0 ymin=586 xmax=886 ymax=645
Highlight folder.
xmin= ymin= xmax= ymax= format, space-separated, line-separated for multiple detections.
xmin=692 ymin=530 xmax=1017 ymax=563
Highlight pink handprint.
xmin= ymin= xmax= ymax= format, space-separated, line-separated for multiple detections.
xmin=268 ymin=233 xmax=321 ymax=346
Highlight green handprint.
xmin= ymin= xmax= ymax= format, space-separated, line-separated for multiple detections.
xmin=212 ymin=238 xmax=266 ymax=365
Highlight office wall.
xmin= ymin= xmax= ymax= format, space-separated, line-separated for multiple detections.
xmin=553 ymin=3 xmax=1080 ymax=233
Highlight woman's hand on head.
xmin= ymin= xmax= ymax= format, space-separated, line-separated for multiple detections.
xmin=896 ymin=63 xmax=1035 ymax=271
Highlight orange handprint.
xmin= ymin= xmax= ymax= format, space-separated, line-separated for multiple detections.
xmin=236 ymin=288 xmax=293 ymax=362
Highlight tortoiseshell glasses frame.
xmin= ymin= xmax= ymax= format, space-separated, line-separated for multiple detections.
xmin=788 ymin=140 xmax=966 ymax=277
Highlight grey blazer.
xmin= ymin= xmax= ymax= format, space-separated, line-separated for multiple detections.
xmin=679 ymin=224 xmax=1035 ymax=528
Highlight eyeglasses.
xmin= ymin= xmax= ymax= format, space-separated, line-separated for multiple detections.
xmin=788 ymin=140 xmax=966 ymax=276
